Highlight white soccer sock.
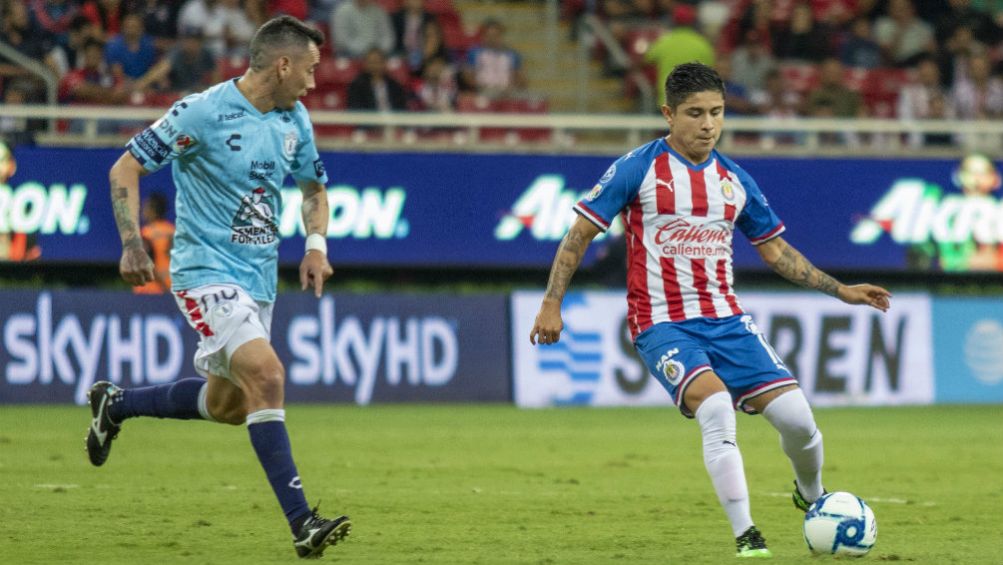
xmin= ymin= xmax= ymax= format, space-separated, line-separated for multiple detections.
xmin=196 ymin=382 xmax=218 ymax=422
xmin=761 ymin=388 xmax=824 ymax=503
xmin=695 ymin=391 xmax=754 ymax=537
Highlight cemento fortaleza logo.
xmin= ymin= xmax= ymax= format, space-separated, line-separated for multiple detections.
xmin=851 ymin=179 xmax=1003 ymax=245
xmin=286 ymin=296 xmax=459 ymax=405
xmin=279 ymin=185 xmax=408 ymax=240
xmin=0 ymin=182 xmax=89 ymax=235
xmin=3 ymin=293 xmax=185 ymax=404
xmin=495 ymin=175 xmax=624 ymax=241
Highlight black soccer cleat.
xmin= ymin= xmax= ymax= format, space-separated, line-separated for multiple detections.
xmin=792 ymin=480 xmax=828 ymax=513
xmin=735 ymin=525 xmax=772 ymax=558
xmin=293 ymin=505 xmax=351 ymax=559
xmin=85 ymin=381 xmax=123 ymax=467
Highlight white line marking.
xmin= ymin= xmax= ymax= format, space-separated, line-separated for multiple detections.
xmin=34 ymin=484 xmax=79 ymax=489
xmin=764 ymin=491 xmax=936 ymax=506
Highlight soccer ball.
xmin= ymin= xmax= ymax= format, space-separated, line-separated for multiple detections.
xmin=803 ymin=491 xmax=877 ymax=556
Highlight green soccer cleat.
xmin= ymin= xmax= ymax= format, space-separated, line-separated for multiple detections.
xmin=293 ymin=505 xmax=351 ymax=559
xmin=735 ymin=526 xmax=772 ymax=558
xmin=792 ymin=480 xmax=828 ymax=513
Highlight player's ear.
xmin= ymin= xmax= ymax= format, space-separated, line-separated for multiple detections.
xmin=277 ymin=55 xmax=292 ymax=78
xmin=661 ymin=104 xmax=673 ymax=127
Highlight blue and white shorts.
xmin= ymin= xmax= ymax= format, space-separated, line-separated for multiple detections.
xmin=635 ymin=314 xmax=797 ymax=417
xmin=174 ymin=284 xmax=273 ymax=382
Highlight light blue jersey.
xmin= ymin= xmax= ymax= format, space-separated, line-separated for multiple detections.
xmin=127 ymin=79 xmax=328 ymax=303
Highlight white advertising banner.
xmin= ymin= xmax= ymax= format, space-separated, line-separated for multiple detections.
xmin=511 ymin=291 xmax=934 ymax=408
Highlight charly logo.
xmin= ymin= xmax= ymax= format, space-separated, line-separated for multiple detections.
xmin=655 ymin=347 xmax=684 ymax=386
xmin=231 ymin=187 xmax=278 ymax=245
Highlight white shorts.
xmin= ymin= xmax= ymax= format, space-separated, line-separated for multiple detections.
xmin=174 ymin=284 xmax=274 ymax=383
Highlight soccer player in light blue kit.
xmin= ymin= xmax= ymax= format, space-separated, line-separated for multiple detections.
xmin=86 ymin=16 xmax=350 ymax=559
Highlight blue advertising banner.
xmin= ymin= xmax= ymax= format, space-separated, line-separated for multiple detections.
xmin=0 ymin=290 xmax=510 ymax=404
xmin=931 ymin=297 xmax=1003 ymax=404
xmin=2 ymin=145 xmax=999 ymax=270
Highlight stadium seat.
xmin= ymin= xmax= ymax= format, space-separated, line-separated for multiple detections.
xmin=779 ymin=63 xmax=819 ymax=94
xmin=424 ymin=0 xmax=456 ymax=15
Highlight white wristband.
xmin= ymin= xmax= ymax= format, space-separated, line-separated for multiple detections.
xmin=305 ymin=233 xmax=327 ymax=255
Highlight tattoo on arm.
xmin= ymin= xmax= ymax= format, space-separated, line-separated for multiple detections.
xmin=110 ymin=183 xmax=142 ymax=250
xmin=544 ymin=227 xmax=590 ymax=302
xmin=769 ymin=240 xmax=841 ymax=298
xmin=300 ymin=183 xmax=328 ymax=236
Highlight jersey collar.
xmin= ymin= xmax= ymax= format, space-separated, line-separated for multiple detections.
xmin=661 ymin=137 xmax=716 ymax=171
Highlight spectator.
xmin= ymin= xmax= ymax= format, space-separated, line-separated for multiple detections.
xmin=81 ymin=0 xmax=130 ymax=38
xmin=392 ymin=0 xmax=435 ymax=65
xmin=773 ymin=1 xmax=834 ymax=63
xmin=331 ymin=0 xmax=394 ymax=58
xmin=938 ymin=24 xmax=986 ymax=85
xmin=141 ymin=26 xmax=220 ymax=93
xmin=874 ymin=0 xmax=936 ymax=66
xmin=715 ymin=55 xmax=756 ymax=115
xmin=643 ymin=4 xmax=714 ymax=104
xmin=805 ymin=58 xmax=864 ymax=117
xmin=414 ymin=20 xmax=452 ymax=76
xmin=0 ymin=80 xmax=44 ymax=148
xmin=415 ymin=55 xmax=457 ymax=111
xmin=935 ymin=0 xmax=1001 ymax=45
xmin=461 ymin=19 xmax=527 ymax=98
xmin=729 ymin=29 xmax=776 ymax=93
xmin=750 ymin=68 xmax=801 ymax=119
xmin=59 ymin=37 xmax=127 ymax=104
xmin=898 ymin=56 xmax=955 ymax=146
xmin=951 ymin=52 xmax=1003 ymax=119
xmin=347 ymin=48 xmax=408 ymax=111
xmin=105 ymin=12 xmax=158 ymax=81
xmin=50 ymin=15 xmax=100 ymax=75
xmin=134 ymin=192 xmax=176 ymax=294
xmin=178 ymin=0 xmax=257 ymax=58
xmin=0 ymin=1 xmax=60 ymax=87
xmin=840 ymin=17 xmax=883 ymax=69
xmin=28 ymin=0 xmax=79 ymax=50
xmin=144 ymin=0 xmax=183 ymax=51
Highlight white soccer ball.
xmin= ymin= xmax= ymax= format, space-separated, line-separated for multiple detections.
xmin=803 ymin=491 xmax=877 ymax=556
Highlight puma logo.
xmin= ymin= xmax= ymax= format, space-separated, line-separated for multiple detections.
xmin=656 ymin=179 xmax=675 ymax=192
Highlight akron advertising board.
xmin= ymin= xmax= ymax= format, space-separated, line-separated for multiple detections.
xmin=511 ymin=291 xmax=934 ymax=408
xmin=2 ymin=146 xmax=1001 ymax=272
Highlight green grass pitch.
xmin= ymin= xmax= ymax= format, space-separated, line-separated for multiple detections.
xmin=1 ymin=404 xmax=1001 ymax=565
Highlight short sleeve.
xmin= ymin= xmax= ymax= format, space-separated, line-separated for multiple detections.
xmin=125 ymin=97 xmax=204 ymax=173
xmin=733 ymin=165 xmax=785 ymax=245
xmin=291 ymin=114 xmax=328 ymax=185
xmin=573 ymin=152 xmax=646 ymax=232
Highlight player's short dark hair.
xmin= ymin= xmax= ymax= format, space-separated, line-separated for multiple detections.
xmin=249 ymin=15 xmax=325 ymax=71
xmin=664 ymin=62 xmax=725 ymax=108
xmin=145 ymin=192 xmax=169 ymax=219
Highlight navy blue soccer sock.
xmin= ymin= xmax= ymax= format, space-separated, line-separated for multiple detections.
xmin=246 ymin=409 xmax=311 ymax=534
xmin=108 ymin=378 xmax=206 ymax=422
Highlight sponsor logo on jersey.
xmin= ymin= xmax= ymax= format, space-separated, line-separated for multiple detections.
xmin=131 ymin=128 xmax=171 ymax=164
xmin=313 ymin=159 xmax=326 ymax=179
xmin=231 ymin=187 xmax=278 ymax=245
xmin=585 ymin=183 xmax=603 ymax=201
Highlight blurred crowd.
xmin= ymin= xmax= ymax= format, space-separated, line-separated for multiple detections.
xmin=0 ymin=0 xmax=534 ymax=128
xmin=569 ymin=0 xmax=1003 ymax=145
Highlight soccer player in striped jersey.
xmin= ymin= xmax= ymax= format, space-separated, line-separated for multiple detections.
xmin=529 ymin=62 xmax=891 ymax=558
xmin=87 ymin=16 xmax=350 ymax=558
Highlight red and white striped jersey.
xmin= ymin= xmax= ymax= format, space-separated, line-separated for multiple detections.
xmin=574 ymin=138 xmax=785 ymax=339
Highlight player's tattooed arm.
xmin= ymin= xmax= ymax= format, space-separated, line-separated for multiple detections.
xmin=109 ymin=154 xmax=145 ymax=250
xmin=299 ymin=180 xmax=329 ymax=236
xmin=757 ymin=236 xmax=841 ymax=298
xmin=544 ymin=216 xmax=602 ymax=302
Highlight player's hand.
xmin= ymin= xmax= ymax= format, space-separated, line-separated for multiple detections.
xmin=837 ymin=283 xmax=892 ymax=312
xmin=530 ymin=299 xmax=563 ymax=345
xmin=300 ymin=250 xmax=334 ymax=298
xmin=119 ymin=245 xmax=155 ymax=286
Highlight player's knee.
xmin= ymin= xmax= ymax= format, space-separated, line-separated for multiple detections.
xmin=206 ymin=395 xmax=247 ymax=425
xmin=238 ymin=361 xmax=285 ymax=403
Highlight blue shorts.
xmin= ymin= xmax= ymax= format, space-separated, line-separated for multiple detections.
xmin=634 ymin=314 xmax=797 ymax=418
